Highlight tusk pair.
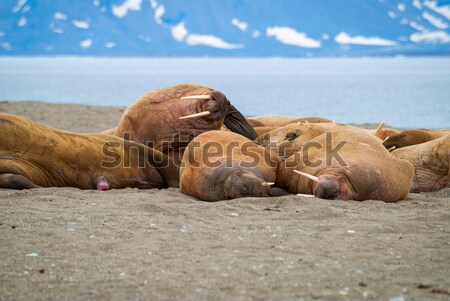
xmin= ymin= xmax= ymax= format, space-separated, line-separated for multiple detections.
xmin=179 ymin=111 xmax=211 ymax=120
xmin=293 ymin=170 xmax=320 ymax=182
xmin=262 ymin=182 xmax=275 ymax=186
xmin=180 ymin=95 xmax=212 ymax=100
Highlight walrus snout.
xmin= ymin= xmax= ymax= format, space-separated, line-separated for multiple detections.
xmin=223 ymin=170 xmax=271 ymax=199
xmin=93 ymin=175 xmax=110 ymax=191
xmin=313 ymin=176 xmax=340 ymax=200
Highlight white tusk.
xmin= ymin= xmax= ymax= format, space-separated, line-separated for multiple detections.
xmin=262 ymin=182 xmax=275 ymax=186
xmin=388 ymin=146 xmax=396 ymax=152
xmin=293 ymin=170 xmax=320 ymax=182
xmin=383 ymin=136 xmax=390 ymax=143
xmin=179 ymin=111 xmax=211 ymax=120
xmin=180 ymin=95 xmax=212 ymax=100
xmin=296 ymin=193 xmax=315 ymax=198
xmin=374 ymin=121 xmax=385 ymax=137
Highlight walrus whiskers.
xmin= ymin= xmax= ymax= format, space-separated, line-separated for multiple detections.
xmin=293 ymin=170 xmax=320 ymax=182
xmin=180 ymin=95 xmax=212 ymax=100
xmin=179 ymin=111 xmax=211 ymax=120
xmin=374 ymin=121 xmax=385 ymax=137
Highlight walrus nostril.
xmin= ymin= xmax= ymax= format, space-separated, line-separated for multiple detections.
xmin=313 ymin=177 xmax=339 ymax=199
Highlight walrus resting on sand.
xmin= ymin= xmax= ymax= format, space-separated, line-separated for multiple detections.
xmin=0 ymin=113 xmax=179 ymax=190
xmin=114 ymin=83 xmax=257 ymax=163
xmin=274 ymin=124 xmax=414 ymax=202
xmin=383 ymin=128 xmax=450 ymax=150
xmin=180 ymin=131 xmax=286 ymax=201
xmin=392 ymin=134 xmax=449 ymax=192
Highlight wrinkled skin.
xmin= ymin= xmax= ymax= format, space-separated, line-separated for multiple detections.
xmin=392 ymin=134 xmax=449 ymax=192
xmin=383 ymin=129 xmax=450 ymax=150
xmin=0 ymin=113 xmax=179 ymax=190
xmin=114 ymin=83 xmax=257 ymax=164
xmin=180 ymin=131 xmax=284 ymax=201
xmin=248 ymin=115 xmax=332 ymax=127
xmin=276 ymin=125 xmax=414 ymax=202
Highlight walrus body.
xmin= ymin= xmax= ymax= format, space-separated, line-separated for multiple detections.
xmin=114 ymin=83 xmax=257 ymax=163
xmin=0 ymin=113 xmax=179 ymax=190
xmin=383 ymin=129 xmax=450 ymax=150
xmin=180 ymin=131 xmax=282 ymax=201
xmin=275 ymin=124 xmax=414 ymax=202
xmin=248 ymin=116 xmax=332 ymax=128
xmin=392 ymin=134 xmax=449 ymax=192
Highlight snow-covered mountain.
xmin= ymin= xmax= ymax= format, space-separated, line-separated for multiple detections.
xmin=1 ymin=0 xmax=450 ymax=56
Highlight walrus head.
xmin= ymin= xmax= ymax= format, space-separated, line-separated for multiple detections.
xmin=180 ymin=91 xmax=257 ymax=140
xmin=222 ymin=170 xmax=273 ymax=199
xmin=294 ymin=170 xmax=355 ymax=200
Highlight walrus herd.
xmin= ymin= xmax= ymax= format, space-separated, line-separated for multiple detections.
xmin=1 ymin=83 xmax=448 ymax=203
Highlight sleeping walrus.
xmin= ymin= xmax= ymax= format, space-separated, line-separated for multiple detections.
xmin=391 ymin=134 xmax=449 ymax=192
xmin=248 ymin=115 xmax=332 ymax=128
xmin=0 ymin=113 xmax=179 ymax=190
xmin=179 ymin=131 xmax=285 ymax=201
xmin=275 ymin=124 xmax=414 ymax=202
xmin=383 ymin=128 xmax=450 ymax=150
xmin=114 ymin=83 xmax=257 ymax=163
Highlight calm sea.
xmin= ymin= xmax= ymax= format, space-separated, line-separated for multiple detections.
xmin=0 ymin=57 xmax=449 ymax=129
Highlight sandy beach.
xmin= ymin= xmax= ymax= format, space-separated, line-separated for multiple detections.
xmin=0 ymin=101 xmax=449 ymax=301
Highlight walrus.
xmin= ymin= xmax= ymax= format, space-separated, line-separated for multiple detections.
xmin=275 ymin=124 xmax=414 ymax=202
xmin=391 ymin=134 xmax=449 ymax=192
xmin=362 ymin=122 xmax=401 ymax=141
xmin=383 ymin=128 xmax=450 ymax=150
xmin=248 ymin=115 xmax=332 ymax=127
xmin=179 ymin=131 xmax=285 ymax=201
xmin=114 ymin=83 xmax=257 ymax=163
xmin=0 ymin=113 xmax=179 ymax=190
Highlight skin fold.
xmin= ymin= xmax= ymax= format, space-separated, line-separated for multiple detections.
xmin=0 ymin=113 xmax=179 ymax=190
xmin=392 ymin=134 xmax=449 ymax=192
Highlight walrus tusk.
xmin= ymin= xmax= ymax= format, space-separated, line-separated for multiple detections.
xmin=383 ymin=136 xmax=390 ymax=143
xmin=293 ymin=170 xmax=320 ymax=182
xmin=297 ymin=193 xmax=315 ymax=198
xmin=262 ymin=182 xmax=275 ymax=186
xmin=388 ymin=146 xmax=396 ymax=152
xmin=179 ymin=111 xmax=211 ymax=120
xmin=180 ymin=95 xmax=212 ymax=100
xmin=374 ymin=121 xmax=385 ymax=137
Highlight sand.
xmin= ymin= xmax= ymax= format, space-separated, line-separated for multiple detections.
xmin=0 ymin=101 xmax=449 ymax=301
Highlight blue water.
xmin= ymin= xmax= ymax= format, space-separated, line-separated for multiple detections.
xmin=0 ymin=57 xmax=449 ymax=129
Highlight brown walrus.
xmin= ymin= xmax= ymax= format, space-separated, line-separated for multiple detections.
xmin=275 ymin=124 xmax=414 ymax=202
xmin=248 ymin=115 xmax=332 ymax=128
xmin=114 ymin=83 xmax=257 ymax=163
xmin=383 ymin=128 xmax=450 ymax=150
xmin=180 ymin=131 xmax=285 ymax=201
xmin=0 ymin=113 xmax=179 ymax=190
xmin=391 ymin=134 xmax=449 ymax=192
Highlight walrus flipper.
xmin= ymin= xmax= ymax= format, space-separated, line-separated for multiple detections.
xmin=0 ymin=174 xmax=41 ymax=190
xmin=147 ymin=148 xmax=180 ymax=188
xmin=224 ymin=104 xmax=258 ymax=140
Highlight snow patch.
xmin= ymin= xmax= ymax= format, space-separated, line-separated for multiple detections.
xmin=18 ymin=17 xmax=27 ymax=27
xmin=231 ymin=18 xmax=248 ymax=32
xmin=335 ymin=32 xmax=397 ymax=46
xmin=423 ymin=1 xmax=450 ymax=20
xmin=410 ymin=21 xmax=426 ymax=31
xmin=154 ymin=5 xmax=165 ymax=24
xmin=398 ymin=3 xmax=406 ymax=11
xmin=105 ymin=42 xmax=116 ymax=48
xmin=423 ymin=11 xmax=448 ymax=28
xmin=266 ymin=26 xmax=321 ymax=48
xmin=72 ymin=20 xmax=90 ymax=30
xmin=186 ymin=34 xmax=243 ymax=49
xmin=413 ymin=0 xmax=422 ymax=10
xmin=12 ymin=0 xmax=27 ymax=13
xmin=171 ymin=22 xmax=188 ymax=42
xmin=1 ymin=42 xmax=12 ymax=50
xmin=112 ymin=0 xmax=142 ymax=18
xmin=54 ymin=12 xmax=67 ymax=20
xmin=80 ymin=39 xmax=92 ymax=49
xmin=410 ymin=30 xmax=450 ymax=43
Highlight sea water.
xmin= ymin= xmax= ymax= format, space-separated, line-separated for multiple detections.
xmin=0 ymin=56 xmax=449 ymax=129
